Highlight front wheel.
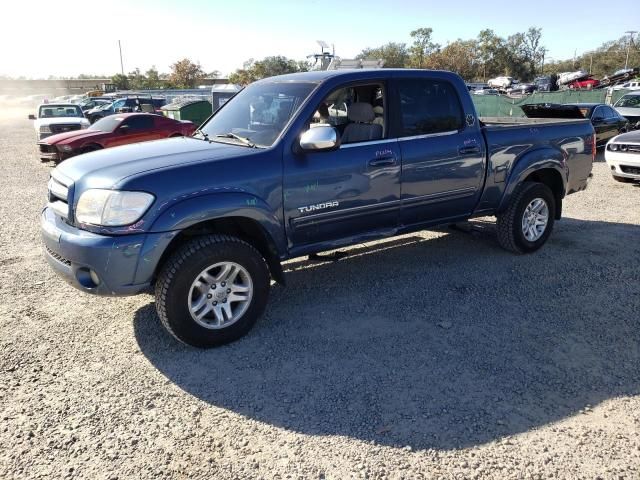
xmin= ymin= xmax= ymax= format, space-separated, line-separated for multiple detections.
xmin=496 ymin=182 xmax=556 ymax=254
xmin=154 ymin=235 xmax=270 ymax=348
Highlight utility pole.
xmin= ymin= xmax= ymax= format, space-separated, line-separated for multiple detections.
xmin=625 ymin=31 xmax=637 ymax=69
xmin=118 ymin=40 xmax=124 ymax=75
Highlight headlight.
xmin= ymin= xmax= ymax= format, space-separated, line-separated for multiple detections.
xmin=40 ymin=125 xmax=51 ymax=133
xmin=59 ymin=145 xmax=73 ymax=152
xmin=76 ymin=189 xmax=155 ymax=226
xmin=608 ymin=144 xmax=619 ymax=151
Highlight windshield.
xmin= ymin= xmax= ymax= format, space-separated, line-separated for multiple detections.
xmin=615 ymin=95 xmax=640 ymax=109
xmin=88 ymin=116 xmax=123 ymax=132
xmin=38 ymin=105 xmax=83 ymax=118
xmin=199 ymin=81 xmax=317 ymax=147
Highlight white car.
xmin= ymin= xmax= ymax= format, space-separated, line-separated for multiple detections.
xmin=487 ymin=76 xmax=514 ymax=89
xmin=605 ymin=130 xmax=640 ymax=183
xmin=612 ymin=80 xmax=640 ymax=91
xmin=613 ymin=91 xmax=640 ymax=130
xmin=28 ymin=103 xmax=90 ymax=141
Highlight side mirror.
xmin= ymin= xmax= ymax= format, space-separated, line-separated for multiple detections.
xmin=28 ymin=114 xmax=36 ymax=120
xmin=299 ymin=125 xmax=340 ymax=151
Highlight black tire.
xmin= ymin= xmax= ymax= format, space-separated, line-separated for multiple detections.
xmin=154 ymin=235 xmax=270 ymax=348
xmin=612 ymin=175 xmax=635 ymax=183
xmin=82 ymin=145 xmax=101 ymax=154
xmin=496 ymin=182 xmax=556 ymax=254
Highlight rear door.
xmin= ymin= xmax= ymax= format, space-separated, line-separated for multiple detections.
xmin=391 ymin=77 xmax=486 ymax=227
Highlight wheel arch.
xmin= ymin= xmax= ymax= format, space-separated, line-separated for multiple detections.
xmin=145 ymin=193 xmax=287 ymax=286
xmin=498 ymin=149 xmax=567 ymax=220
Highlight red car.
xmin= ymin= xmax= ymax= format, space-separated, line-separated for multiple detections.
xmin=568 ymin=77 xmax=600 ymax=89
xmin=38 ymin=113 xmax=196 ymax=162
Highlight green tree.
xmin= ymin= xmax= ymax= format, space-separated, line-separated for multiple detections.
xmin=111 ymin=73 xmax=129 ymax=90
xmin=127 ymin=68 xmax=146 ymax=89
xmin=409 ymin=28 xmax=440 ymax=68
xmin=430 ymin=39 xmax=480 ymax=80
xmin=169 ymin=58 xmax=206 ymax=88
xmin=144 ymin=66 xmax=163 ymax=88
xmin=357 ymin=42 xmax=409 ymax=68
xmin=228 ymin=56 xmax=304 ymax=85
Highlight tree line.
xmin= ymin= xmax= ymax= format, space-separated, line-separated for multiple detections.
xmin=10 ymin=29 xmax=635 ymax=87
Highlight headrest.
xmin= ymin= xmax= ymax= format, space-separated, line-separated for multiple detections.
xmin=348 ymin=102 xmax=375 ymax=123
xmin=373 ymin=106 xmax=384 ymax=115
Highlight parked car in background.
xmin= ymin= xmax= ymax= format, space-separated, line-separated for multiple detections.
xmin=37 ymin=113 xmax=196 ymax=162
xmin=28 ymin=104 xmax=90 ymax=141
xmin=613 ymin=91 xmax=640 ymax=129
xmin=521 ymin=103 xmax=628 ymax=146
xmin=601 ymin=67 xmax=639 ymax=87
xmin=534 ymin=75 xmax=558 ymax=92
xmin=85 ymin=97 xmax=166 ymax=123
xmin=605 ymin=130 xmax=640 ymax=182
xmin=612 ymin=80 xmax=640 ymax=91
xmin=79 ymin=98 xmax=112 ymax=113
xmin=472 ymin=88 xmax=499 ymax=95
xmin=508 ymin=83 xmax=537 ymax=95
xmin=487 ymin=76 xmax=514 ymax=89
xmin=567 ymin=77 xmax=600 ymax=89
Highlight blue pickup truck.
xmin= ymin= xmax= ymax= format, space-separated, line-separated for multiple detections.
xmin=42 ymin=69 xmax=595 ymax=347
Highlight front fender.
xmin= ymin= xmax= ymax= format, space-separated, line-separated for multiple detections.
xmin=149 ymin=192 xmax=286 ymax=255
xmin=497 ymin=147 xmax=567 ymax=213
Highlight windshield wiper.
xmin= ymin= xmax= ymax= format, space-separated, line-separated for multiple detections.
xmin=194 ymin=129 xmax=211 ymax=141
xmin=215 ymin=132 xmax=257 ymax=148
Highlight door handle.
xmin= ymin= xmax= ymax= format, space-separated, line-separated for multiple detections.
xmin=458 ymin=146 xmax=481 ymax=155
xmin=369 ymin=156 xmax=397 ymax=167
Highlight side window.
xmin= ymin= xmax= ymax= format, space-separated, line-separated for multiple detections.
xmin=123 ymin=116 xmax=154 ymax=130
xmin=310 ymin=83 xmax=385 ymax=144
xmin=592 ymin=107 xmax=605 ymax=119
xmin=605 ymin=106 xmax=618 ymax=118
xmin=395 ymin=78 xmax=464 ymax=137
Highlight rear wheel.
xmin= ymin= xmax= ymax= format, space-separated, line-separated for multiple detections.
xmin=154 ymin=235 xmax=270 ymax=348
xmin=496 ymin=182 xmax=556 ymax=254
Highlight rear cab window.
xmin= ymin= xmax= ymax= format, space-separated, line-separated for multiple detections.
xmin=393 ymin=78 xmax=464 ymax=137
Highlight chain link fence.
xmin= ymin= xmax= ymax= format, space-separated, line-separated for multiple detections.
xmin=473 ymin=89 xmax=631 ymax=117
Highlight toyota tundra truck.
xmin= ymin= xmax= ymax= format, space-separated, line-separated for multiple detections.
xmin=41 ymin=69 xmax=595 ymax=347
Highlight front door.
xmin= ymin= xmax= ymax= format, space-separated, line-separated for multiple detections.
xmin=283 ymin=82 xmax=401 ymax=253
xmin=391 ymin=77 xmax=486 ymax=227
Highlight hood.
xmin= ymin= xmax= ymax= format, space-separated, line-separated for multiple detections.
xmin=55 ymin=136 xmax=254 ymax=189
xmin=39 ymin=129 xmax=107 ymax=145
xmin=614 ymin=107 xmax=640 ymax=118
xmin=610 ymin=130 xmax=640 ymax=145
xmin=521 ymin=104 xmax=586 ymax=119
xmin=35 ymin=117 xmax=89 ymax=128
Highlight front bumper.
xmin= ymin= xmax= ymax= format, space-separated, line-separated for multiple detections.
xmin=41 ymin=207 xmax=173 ymax=296
xmin=605 ymin=150 xmax=640 ymax=179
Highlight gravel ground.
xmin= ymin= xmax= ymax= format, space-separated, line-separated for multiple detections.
xmin=0 ymin=108 xmax=639 ymax=480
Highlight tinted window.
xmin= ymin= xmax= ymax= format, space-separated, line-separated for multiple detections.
xmin=396 ymin=79 xmax=464 ymax=136
xmin=123 ymin=115 xmax=154 ymax=130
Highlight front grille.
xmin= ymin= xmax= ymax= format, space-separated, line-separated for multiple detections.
xmin=47 ymin=175 xmax=71 ymax=220
xmin=620 ymin=165 xmax=640 ymax=175
xmin=50 ymin=124 xmax=81 ymax=134
xmin=39 ymin=144 xmax=55 ymax=153
xmin=44 ymin=245 xmax=71 ymax=266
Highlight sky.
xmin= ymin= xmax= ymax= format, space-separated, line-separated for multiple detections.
xmin=2 ymin=0 xmax=639 ymax=78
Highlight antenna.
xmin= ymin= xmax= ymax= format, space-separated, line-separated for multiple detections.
xmin=317 ymin=40 xmax=329 ymax=52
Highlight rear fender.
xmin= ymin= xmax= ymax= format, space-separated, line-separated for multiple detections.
xmin=497 ymin=147 xmax=567 ymax=213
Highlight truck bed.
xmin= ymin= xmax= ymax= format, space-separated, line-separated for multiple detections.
xmin=480 ymin=116 xmax=590 ymax=127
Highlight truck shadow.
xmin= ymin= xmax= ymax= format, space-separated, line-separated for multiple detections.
xmin=133 ymin=217 xmax=639 ymax=451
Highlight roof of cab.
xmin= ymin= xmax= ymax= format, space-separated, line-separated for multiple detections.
xmin=255 ymin=68 xmax=458 ymax=84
